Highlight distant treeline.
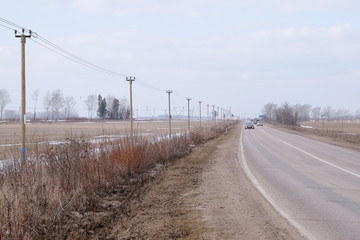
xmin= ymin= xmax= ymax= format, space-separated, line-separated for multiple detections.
xmin=263 ymin=102 xmax=360 ymax=125
xmin=0 ymin=88 xmax=130 ymax=121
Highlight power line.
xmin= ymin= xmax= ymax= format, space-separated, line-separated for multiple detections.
xmin=30 ymin=38 xmax=125 ymax=77
xmin=0 ymin=17 xmax=172 ymax=94
xmin=135 ymin=78 xmax=166 ymax=92
xmin=0 ymin=17 xmax=217 ymax=110
xmin=0 ymin=18 xmax=129 ymax=78
xmin=173 ymin=92 xmax=187 ymax=99
xmin=0 ymin=17 xmax=25 ymax=31
xmin=33 ymin=35 xmax=169 ymax=91
xmin=34 ymin=34 xmax=128 ymax=77
xmin=0 ymin=23 xmax=15 ymax=31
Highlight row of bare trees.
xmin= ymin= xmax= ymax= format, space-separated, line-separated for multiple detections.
xmin=0 ymin=88 xmax=77 ymax=121
xmin=262 ymin=102 xmax=298 ymax=125
xmin=42 ymin=89 xmax=77 ymax=120
xmin=263 ymin=102 xmax=360 ymax=125
xmin=0 ymin=88 xmax=131 ymax=121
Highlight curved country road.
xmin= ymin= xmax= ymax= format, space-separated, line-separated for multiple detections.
xmin=241 ymin=125 xmax=360 ymax=240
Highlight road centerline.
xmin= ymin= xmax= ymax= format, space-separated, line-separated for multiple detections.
xmin=258 ymin=128 xmax=360 ymax=179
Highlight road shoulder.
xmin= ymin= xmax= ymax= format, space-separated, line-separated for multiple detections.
xmin=110 ymin=123 xmax=305 ymax=239
xmin=195 ymin=124 xmax=304 ymax=239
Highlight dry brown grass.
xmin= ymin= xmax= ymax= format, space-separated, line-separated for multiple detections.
xmin=300 ymin=120 xmax=360 ymax=134
xmin=285 ymin=120 xmax=360 ymax=145
xmin=0 ymin=121 xmax=236 ymax=239
xmin=0 ymin=120 xmax=205 ymax=146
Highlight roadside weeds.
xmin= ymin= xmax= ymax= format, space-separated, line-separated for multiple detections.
xmin=0 ymin=122 xmax=234 ymax=239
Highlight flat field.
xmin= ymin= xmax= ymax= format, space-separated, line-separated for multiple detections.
xmin=300 ymin=120 xmax=360 ymax=134
xmin=1 ymin=119 xmax=216 ymax=160
xmin=0 ymin=120 xmax=206 ymax=149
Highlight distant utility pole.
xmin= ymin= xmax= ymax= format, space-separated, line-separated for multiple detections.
xmin=213 ymin=105 xmax=216 ymax=126
xmin=217 ymin=107 xmax=220 ymax=122
xmin=126 ymin=76 xmax=135 ymax=143
xmin=207 ymin=104 xmax=209 ymax=122
xmin=166 ymin=90 xmax=173 ymax=138
xmin=15 ymin=29 xmax=31 ymax=162
xmin=187 ymin=98 xmax=191 ymax=133
xmin=198 ymin=101 xmax=202 ymax=127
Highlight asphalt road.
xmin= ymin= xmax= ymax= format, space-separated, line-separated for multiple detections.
xmin=241 ymin=124 xmax=360 ymax=240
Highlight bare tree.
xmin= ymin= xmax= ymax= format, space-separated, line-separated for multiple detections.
xmin=323 ymin=106 xmax=333 ymax=121
xmin=293 ymin=104 xmax=311 ymax=122
xmin=334 ymin=109 xmax=344 ymax=121
xmin=262 ymin=103 xmax=277 ymax=120
xmin=63 ymin=96 xmax=76 ymax=120
xmin=355 ymin=109 xmax=360 ymax=120
xmin=302 ymin=104 xmax=312 ymax=121
xmin=311 ymin=107 xmax=321 ymax=121
xmin=43 ymin=91 xmax=51 ymax=120
xmin=275 ymin=102 xmax=297 ymax=125
xmin=343 ymin=109 xmax=351 ymax=120
xmin=31 ymin=89 xmax=40 ymax=120
xmin=0 ymin=89 xmax=11 ymax=121
xmin=84 ymin=94 xmax=97 ymax=120
xmin=49 ymin=89 xmax=64 ymax=121
xmin=119 ymin=96 xmax=130 ymax=120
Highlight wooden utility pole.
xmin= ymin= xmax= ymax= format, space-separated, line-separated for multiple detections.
xmin=207 ymin=104 xmax=209 ymax=122
xmin=15 ymin=29 xmax=31 ymax=162
xmin=213 ymin=105 xmax=216 ymax=126
xmin=126 ymin=76 xmax=135 ymax=143
xmin=198 ymin=101 xmax=202 ymax=127
xmin=187 ymin=98 xmax=191 ymax=133
xmin=166 ymin=90 xmax=173 ymax=138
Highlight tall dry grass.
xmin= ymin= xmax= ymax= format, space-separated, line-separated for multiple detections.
xmin=0 ymin=121 xmax=235 ymax=239
xmin=290 ymin=122 xmax=360 ymax=145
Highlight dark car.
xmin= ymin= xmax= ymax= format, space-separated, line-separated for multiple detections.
xmin=245 ymin=122 xmax=255 ymax=129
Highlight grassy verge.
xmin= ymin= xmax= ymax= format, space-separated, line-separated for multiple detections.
xmin=0 ymin=121 xmax=236 ymax=239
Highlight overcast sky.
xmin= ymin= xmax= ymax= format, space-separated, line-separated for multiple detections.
xmin=1 ymin=0 xmax=360 ymax=118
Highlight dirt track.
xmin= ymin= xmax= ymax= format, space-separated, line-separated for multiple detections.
xmin=109 ymin=123 xmax=304 ymax=239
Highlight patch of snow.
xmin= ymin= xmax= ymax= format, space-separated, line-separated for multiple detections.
xmin=0 ymin=143 xmax=21 ymax=147
xmin=0 ymin=159 xmax=14 ymax=170
xmin=338 ymin=132 xmax=357 ymax=136
xmin=300 ymin=125 xmax=314 ymax=129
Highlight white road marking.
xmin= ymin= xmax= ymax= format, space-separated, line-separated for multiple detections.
xmin=239 ymin=128 xmax=316 ymax=240
xmin=259 ymin=128 xmax=360 ymax=179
